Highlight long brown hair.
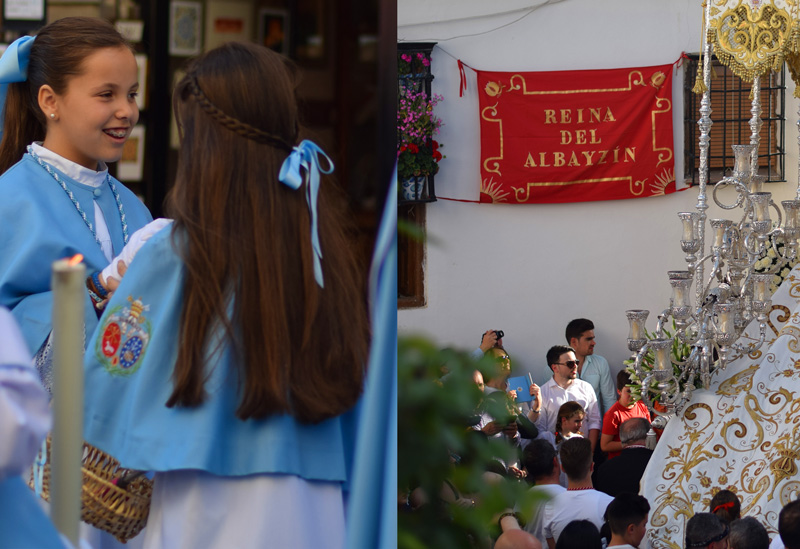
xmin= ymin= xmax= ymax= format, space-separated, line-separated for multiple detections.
xmin=554 ymin=401 xmax=585 ymax=444
xmin=166 ymin=42 xmax=369 ymax=423
xmin=0 ymin=17 xmax=133 ymax=173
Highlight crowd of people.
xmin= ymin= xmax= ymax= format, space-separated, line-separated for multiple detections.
xmin=0 ymin=15 xmax=374 ymax=549
xmin=402 ymin=317 xmax=800 ymax=549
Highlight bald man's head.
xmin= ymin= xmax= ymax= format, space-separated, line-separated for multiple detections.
xmin=495 ymin=529 xmax=542 ymax=549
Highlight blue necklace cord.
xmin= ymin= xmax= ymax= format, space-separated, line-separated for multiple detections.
xmin=26 ymin=145 xmax=130 ymax=248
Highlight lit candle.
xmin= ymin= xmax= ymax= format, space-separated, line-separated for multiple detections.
xmin=50 ymin=254 xmax=85 ymax=546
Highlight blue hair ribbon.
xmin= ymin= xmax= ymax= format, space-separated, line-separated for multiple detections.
xmin=0 ymin=35 xmax=35 ymax=141
xmin=278 ymin=139 xmax=334 ymax=288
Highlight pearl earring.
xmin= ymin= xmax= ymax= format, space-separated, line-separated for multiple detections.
xmin=49 ymin=113 xmax=55 ymax=119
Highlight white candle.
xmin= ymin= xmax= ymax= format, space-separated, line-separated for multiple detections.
xmin=752 ymin=193 xmax=771 ymax=222
xmin=631 ymin=320 xmax=643 ymax=340
xmin=717 ymin=309 xmax=731 ymax=334
xmin=679 ymin=213 xmax=695 ymax=241
xmin=652 ymin=339 xmax=672 ymax=372
xmin=754 ymin=278 xmax=769 ymax=302
xmin=50 ymin=254 xmax=85 ymax=546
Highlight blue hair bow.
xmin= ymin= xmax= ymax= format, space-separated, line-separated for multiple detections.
xmin=0 ymin=36 xmax=35 ymax=141
xmin=278 ymin=139 xmax=334 ymax=288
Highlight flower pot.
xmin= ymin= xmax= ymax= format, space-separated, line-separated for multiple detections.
xmin=400 ymin=176 xmax=425 ymax=201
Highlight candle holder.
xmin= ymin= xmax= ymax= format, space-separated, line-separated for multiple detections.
xmin=626 ymin=309 xmax=649 ymax=352
xmin=750 ymin=192 xmax=773 ymax=234
xmin=710 ymin=219 xmax=732 ymax=253
xmin=748 ymin=174 xmax=766 ymax=194
xmin=713 ymin=302 xmax=736 ymax=346
xmin=627 ymin=39 xmax=800 ymax=423
xmin=732 ymin=144 xmax=756 ymax=184
xmin=650 ymin=338 xmax=674 ymax=382
xmin=668 ymin=271 xmax=692 ymax=320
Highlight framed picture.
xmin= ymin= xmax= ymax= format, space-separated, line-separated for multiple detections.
xmin=4 ymin=0 xmax=44 ymax=18
xmin=169 ymin=1 xmax=202 ymax=57
xmin=134 ymin=54 xmax=147 ymax=110
xmin=4 ymin=0 xmax=45 ymax=30
xmin=118 ymin=125 xmax=145 ymax=181
xmin=258 ymin=9 xmax=289 ymax=55
xmin=206 ymin=1 xmax=253 ymax=51
xmin=116 ymin=20 xmax=145 ymax=43
xmin=295 ymin=0 xmax=326 ymax=65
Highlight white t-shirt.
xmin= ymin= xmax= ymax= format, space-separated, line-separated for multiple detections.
xmin=523 ymin=483 xmax=566 ymax=546
xmin=542 ymin=488 xmax=614 ymax=543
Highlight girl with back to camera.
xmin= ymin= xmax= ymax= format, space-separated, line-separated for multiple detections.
xmin=83 ymin=41 xmax=370 ymax=548
xmin=0 ymin=17 xmax=157 ymax=391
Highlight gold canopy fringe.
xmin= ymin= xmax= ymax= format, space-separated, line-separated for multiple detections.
xmin=693 ymin=1 xmax=708 ymax=94
xmin=705 ymin=3 xmax=798 ymax=84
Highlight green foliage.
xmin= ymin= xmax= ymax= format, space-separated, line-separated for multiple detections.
xmin=623 ymin=322 xmax=695 ymax=405
xmin=398 ymin=335 xmax=544 ymax=549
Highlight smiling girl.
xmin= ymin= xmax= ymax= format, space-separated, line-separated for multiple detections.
xmin=0 ymin=18 xmax=153 ymax=388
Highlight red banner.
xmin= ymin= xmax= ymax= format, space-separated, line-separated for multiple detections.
xmin=477 ymin=64 xmax=676 ymax=204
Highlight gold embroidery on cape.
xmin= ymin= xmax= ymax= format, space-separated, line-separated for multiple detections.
xmin=717 ymin=363 xmax=759 ymax=396
xmin=771 ymin=306 xmax=794 ymax=337
xmin=650 ymin=363 xmax=800 ymax=543
xmin=707 ymin=2 xmax=797 ymax=81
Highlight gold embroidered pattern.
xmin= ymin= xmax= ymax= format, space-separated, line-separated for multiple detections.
xmin=511 ymin=176 xmax=644 ymax=202
xmin=642 ymin=262 xmax=800 ymax=546
xmin=707 ymin=2 xmax=797 ymax=81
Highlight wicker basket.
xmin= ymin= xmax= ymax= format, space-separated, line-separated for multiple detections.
xmin=28 ymin=435 xmax=153 ymax=543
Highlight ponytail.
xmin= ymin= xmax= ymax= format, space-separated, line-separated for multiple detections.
xmin=0 ymin=81 xmax=43 ymax=173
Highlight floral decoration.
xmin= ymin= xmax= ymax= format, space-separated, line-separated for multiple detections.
xmin=399 ymin=52 xmax=430 ymax=76
xmin=397 ymin=86 xmax=445 ymax=181
xmin=754 ymin=236 xmax=799 ymax=294
xmin=397 ymin=49 xmax=445 ymax=183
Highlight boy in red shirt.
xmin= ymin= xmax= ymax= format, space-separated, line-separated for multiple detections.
xmin=600 ymin=370 xmax=651 ymax=459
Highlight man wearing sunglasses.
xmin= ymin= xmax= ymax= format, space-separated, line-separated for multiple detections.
xmin=527 ymin=345 xmax=601 ymax=453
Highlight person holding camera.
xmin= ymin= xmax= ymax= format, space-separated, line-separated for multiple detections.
xmin=473 ymin=329 xmax=505 ymax=357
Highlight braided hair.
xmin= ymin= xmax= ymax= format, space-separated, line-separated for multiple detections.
xmin=166 ymin=42 xmax=368 ymax=423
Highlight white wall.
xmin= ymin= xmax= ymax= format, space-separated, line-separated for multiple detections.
xmin=398 ymin=0 xmax=800 ymax=384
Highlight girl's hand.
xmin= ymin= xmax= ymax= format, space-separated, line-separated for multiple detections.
xmin=101 ymin=218 xmax=172 ymax=282
xmin=97 ymin=261 xmax=126 ymax=309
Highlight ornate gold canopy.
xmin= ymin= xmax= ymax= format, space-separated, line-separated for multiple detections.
xmin=706 ymin=0 xmax=800 ymax=83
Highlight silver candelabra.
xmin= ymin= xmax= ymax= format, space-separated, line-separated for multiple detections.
xmin=625 ymin=7 xmax=800 ymax=417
